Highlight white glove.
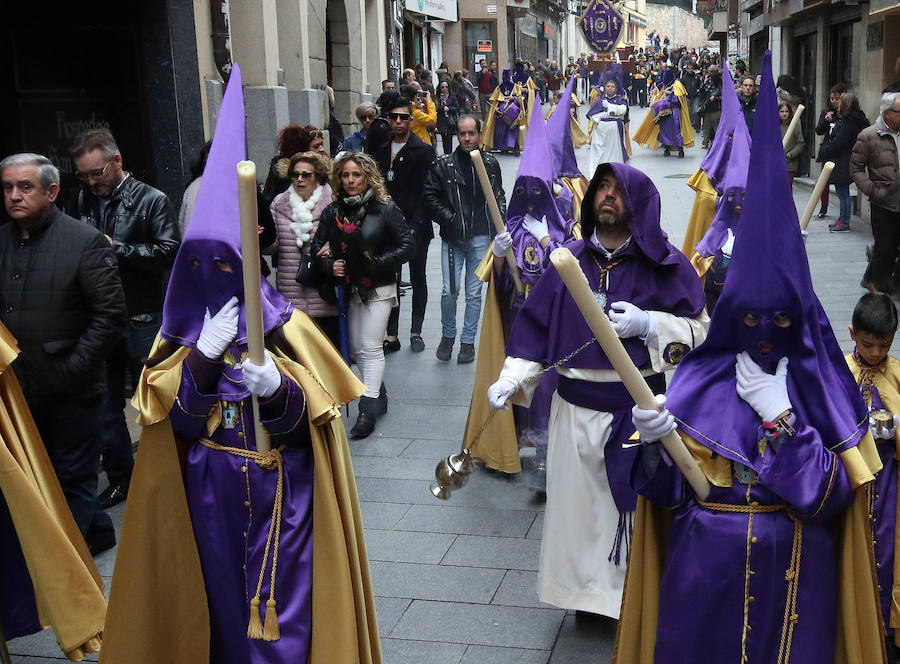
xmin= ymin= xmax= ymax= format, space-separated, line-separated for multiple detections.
xmin=241 ymin=351 xmax=282 ymax=399
xmin=632 ymin=394 xmax=677 ymax=443
xmin=609 ymin=301 xmax=652 ymax=339
xmin=523 ymin=213 xmax=550 ymax=243
xmin=721 ymin=228 xmax=735 ymax=258
xmin=735 ymin=352 xmax=792 ymax=421
xmin=870 ymin=413 xmax=899 ymax=440
xmin=492 ymin=231 xmax=513 ymax=257
xmin=196 ymin=296 xmax=239 ymax=360
xmin=488 ymin=377 xmax=519 ymax=410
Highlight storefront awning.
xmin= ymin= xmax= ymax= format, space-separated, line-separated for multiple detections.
xmin=405 ymin=0 xmax=457 ymax=22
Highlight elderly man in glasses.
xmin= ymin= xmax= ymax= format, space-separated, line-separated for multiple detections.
xmin=66 ymin=128 xmax=180 ymax=515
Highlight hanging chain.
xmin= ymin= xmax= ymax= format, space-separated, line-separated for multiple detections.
xmin=464 ymin=337 xmax=597 ymax=450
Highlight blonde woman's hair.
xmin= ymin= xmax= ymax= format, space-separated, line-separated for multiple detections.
xmin=330 ymin=152 xmax=391 ymax=204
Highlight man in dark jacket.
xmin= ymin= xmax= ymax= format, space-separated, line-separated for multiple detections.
xmin=67 ymin=129 xmax=180 ymax=509
xmin=0 ymin=153 xmax=127 ymax=554
xmin=423 ymin=115 xmax=506 ymax=364
xmin=852 ymin=91 xmax=900 ymax=292
xmin=680 ymin=61 xmax=702 ymax=130
xmin=374 ymin=95 xmax=437 ymax=353
xmin=738 ymin=75 xmax=758 ymax=134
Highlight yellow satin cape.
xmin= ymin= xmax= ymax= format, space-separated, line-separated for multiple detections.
xmin=544 ymin=104 xmax=589 ymax=149
xmin=846 ymin=352 xmax=900 ymax=645
xmin=462 ymin=250 xmax=521 ymax=473
xmin=613 ymin=430 xmax=887 ymax=664
xmin=481 ymin=82 xmax=534 ymax=152
xmin=682 ymin=169 xmax=718 ymax=261
xmin=100 ymin=310 xmax=382 ymax=664
xmin=632 ymin=81 xmax=695 ymax=150
xmin=0 ymin=325 xmax=106 ymax=661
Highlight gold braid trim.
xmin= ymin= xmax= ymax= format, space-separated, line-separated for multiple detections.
xmin=695 ymin=499 xmax=786 ymax=514
xmin=199 ymin=439 xmax=285 ymax=641
xmin=776 ymin=514 xmax=803 ymax=664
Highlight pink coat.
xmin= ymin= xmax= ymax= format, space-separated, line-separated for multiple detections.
xmin=267 ymin=184 xmax=338 ymax=319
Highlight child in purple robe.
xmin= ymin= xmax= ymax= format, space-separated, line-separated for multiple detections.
xmin=845 ymin=292 xmax=900 ymax=657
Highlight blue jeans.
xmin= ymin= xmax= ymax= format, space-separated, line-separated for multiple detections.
xmin=102 ymin=312 xmax=162 ymax=485
xmin=441 ymin=235 xmax=490 ymax=343
xmin=835 ymin=184 xmax=852 ymax=224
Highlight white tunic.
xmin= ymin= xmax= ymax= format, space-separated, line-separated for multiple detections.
xmin=588 ymin=100 xmax=628 ymax=175
xmin=499 ymin=310 xmax=709 ymax=616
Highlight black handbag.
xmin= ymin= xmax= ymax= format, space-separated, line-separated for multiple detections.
xmin=296 ymin=251 xmax=321 ymax=287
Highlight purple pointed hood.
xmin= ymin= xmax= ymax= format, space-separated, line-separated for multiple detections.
xmin=600 ymin=62 xmax=624 ymax=90
xmin=694 ymin=111 xmax=752 ymax=257
xmin=161 ymin=63 xmax=293 ymax=348
xmin=581 ymin=162 xmax=675 ymax=266
xmin=512 ymin=62 xmax=529 ymax=85
xmin=499 ymin=70 xmax=514 ymax=94
xmin=546 ymin=74 xmax=585 ymax=180
xmin=506 ymin=96 xmax=569 ymax=246
xmin=701 ymin=63 xmax=750 ymax=191
xmin=666 ymin=52 xmax=867 ymax=469
xmin=660 ymin=67 xmax=676 ymax=88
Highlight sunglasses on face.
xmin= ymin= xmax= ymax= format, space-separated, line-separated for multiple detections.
xmin=76 ymin=159 xmax=113 ymax=182
xmin=308 ymin=129 xmax=323 ymax=139
xmin=388 ymin=112 xmax=412 ymax=121
xmin=291 ymin=171 xmax=315 ymax=180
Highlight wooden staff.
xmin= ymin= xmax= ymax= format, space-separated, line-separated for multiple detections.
xmin=237 ymin=161 xmax=271 ymax=453
xmin=470 ymin=149 xmax=524 ymax=293
xmin=798 ymin=161 xmax=835 ymax=231
xmin=781 ymin=103 xmax=805 ymax=150
xmin=549 ymin=248 xmax=711 ymax=499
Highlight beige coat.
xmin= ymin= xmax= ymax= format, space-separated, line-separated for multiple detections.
xmin=850 ymin=120 xmax=900 ymax=212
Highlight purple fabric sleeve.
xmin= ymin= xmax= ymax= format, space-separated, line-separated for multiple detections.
xmin=757 ymin=424 xmax=854 ymax=521
xmin=258 ymin=376 xmax=308 ymax=438
xmin=171 ymin=349 xmax=223 ymax=438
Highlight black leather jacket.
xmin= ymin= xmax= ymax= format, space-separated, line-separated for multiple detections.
xmin=311 ymin=198 xmax=414 ymax=290
xmin=0 ymin=207 xmax=127 ymax=404
xmin=423 ymin=148 xmax=506 ymax=244
xmin=66 ymin=173 xmax=180 ymax=315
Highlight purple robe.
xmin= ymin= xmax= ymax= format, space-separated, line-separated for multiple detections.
xmin=171 ymin=349 xmax=313 ymax=664
xmin=652 ymin=93 xmax=683 ymax=148
xmin=868 ymin=387 xmax=898 ymax=632
xmin=632 ymin=425 xmax=854 ymax=662
xmin=493 ymin=118 xmax=519 ymax=152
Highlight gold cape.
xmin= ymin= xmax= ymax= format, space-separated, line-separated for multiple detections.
xmin=462 ymin=250 xmax=521 ymax=473
xmin=846 ymin=352 xmax=900 ymax=645
xmin=481 ymin=81 xmax=536 ymax=152
xmin=0 ymin=324 xmax=106 ymax=661
xmin=100 ymin=311 xmax=382 ymax=664
xmin=613 ymin=431 xmax=887 ymax=664
xmin=544 ymin=104 xmax=590 ymax=149
xmin=632 ymin=81 xmax=695 ymax=150
xmin=682 ymin=168 xmax=718 ymax=261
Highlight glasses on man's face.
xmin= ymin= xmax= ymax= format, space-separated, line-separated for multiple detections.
xmin=388 ymin=112 xmax=412 ymax=121
xmin=291 ymin=171 xmax=315 ymax=180
xmin=76 ymin=159 xmax=112 ymax=182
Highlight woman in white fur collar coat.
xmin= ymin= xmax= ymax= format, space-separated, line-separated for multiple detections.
xmin=267 ymin=151 xmax=340 ymax=343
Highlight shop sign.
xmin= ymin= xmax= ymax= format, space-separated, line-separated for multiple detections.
xmin=477 ymin=39 xmax=493 ymax=52
xmin=404 ymin=0 xmax=457 ymax=22
xmin=487 ymin=3 xmax=497 ymax=13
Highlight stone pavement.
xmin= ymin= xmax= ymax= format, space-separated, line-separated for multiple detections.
xmin=7 ymin=106 xmax=888 ymax=663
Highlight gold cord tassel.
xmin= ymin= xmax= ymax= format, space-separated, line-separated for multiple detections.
xmin=247 ymin=596 xmax=264 ymax=639
xmin=263 ymin=598 xmax=280 ymax=641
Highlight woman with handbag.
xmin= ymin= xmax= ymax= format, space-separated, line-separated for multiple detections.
xmin=436 ymin=80 xmax=461 ymax=155
xmin=267 ymin=151 xmax=340 ymax=345
xmin=312 ymin=152 xmax=414 ymax=438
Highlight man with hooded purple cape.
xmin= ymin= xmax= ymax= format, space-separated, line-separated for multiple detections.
xmin=482 ymin=70 xmax=523 ymax=154
xmin=633 ymin=66 xmax=695 ymax=156
xmin=617 ymin=53 xmax=885 ymax=664
xmin=487 ymin=161 xmax=709 ymax=617
xmin=100 ymin=64 xmax=382 ymax=664
xmin=587 ymin=66 xmax=630 ymax=173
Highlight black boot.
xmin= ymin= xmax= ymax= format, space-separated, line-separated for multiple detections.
xmin=663 ymin=146 xmax=671 ymax=157
xmin=677 ymin=147 xmax=685 ymax=158
xmin=376 ymin=383 xmax=388 ymax=415
xmin=350 ymin=396 xmax=379 ymax=438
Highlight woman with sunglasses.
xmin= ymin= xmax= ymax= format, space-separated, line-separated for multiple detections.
xmin=267 ymin=151 xmax=339 ymax=345
xmin=312 ymin=152 xmax=414 ymax=437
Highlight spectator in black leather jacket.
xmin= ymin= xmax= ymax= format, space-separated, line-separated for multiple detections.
xmin=67 ymin=128 xmax=180 ymax=509
xmin=312 ymin=152 xmax=413 ymax=439
xmin=423 ymin=115 xmax=506 ymax=365
xmin=1 ymin=152 xmax=126 ymax=554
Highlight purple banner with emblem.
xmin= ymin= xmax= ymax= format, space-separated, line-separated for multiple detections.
xmin=579 ymin=0 xmax=624 ymax=55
